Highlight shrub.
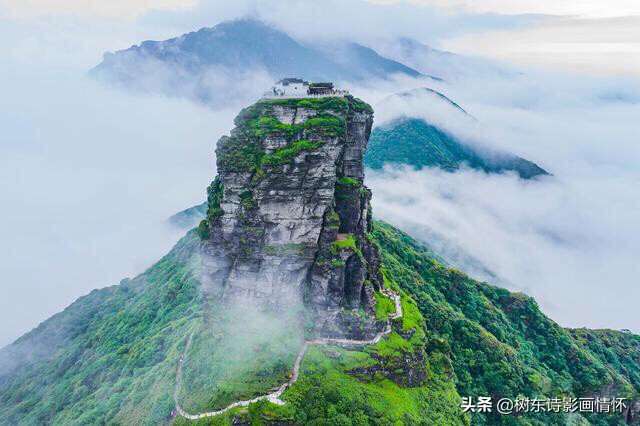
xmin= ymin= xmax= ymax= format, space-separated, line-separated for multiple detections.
xmin=261 ymin=140 xmax=324 ymax=167
xmin=336 ymin=177 xmax=361 ymax=187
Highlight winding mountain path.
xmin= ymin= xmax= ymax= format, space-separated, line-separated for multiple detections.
xmin=173 ymin=289 xmax=402 ymax=420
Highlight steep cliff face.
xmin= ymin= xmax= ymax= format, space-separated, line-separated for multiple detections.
xmin=197 ymin=96 xmax=381 ymax=338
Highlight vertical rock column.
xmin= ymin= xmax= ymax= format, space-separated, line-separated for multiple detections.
xmin=198 ymin=95 xmax=383 ymax=339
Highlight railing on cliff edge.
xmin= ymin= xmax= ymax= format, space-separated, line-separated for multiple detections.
xmin=261 ymin=89 xmax=350 ymax=99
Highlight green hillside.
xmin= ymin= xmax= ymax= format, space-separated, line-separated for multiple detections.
xmin=1 ymin=223 xmax=636 ymax=425
xmin=570 ymin=329 xmax=640 ymax=393
xmin=365 ymin=118 xmax=549 ymax=179
xmin=0 ymin=231 xmax=203 ymax=424
xmin=370 ymin=222 xmax=638 ymax=426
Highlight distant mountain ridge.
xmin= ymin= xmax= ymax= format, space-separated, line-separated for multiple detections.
xmin=391 ymin=87 xmax=469 ymax=115
xmin=366 ymin=117 xmax=549 ymax=179
xmin=375 ymin=37 xmax=514 ymax=80
xmin=369 ymin=87 xmax=549 ymax=179
xmin=90 ymin=19 xmax=427 ymax=106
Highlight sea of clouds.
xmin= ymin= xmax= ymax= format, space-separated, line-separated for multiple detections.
xmin=365 ymin=72 xmax=640 ymax=332
xmin=1 ymin=0 xmax=638 ymax=348
xmin=0 ymin=63 xmax=233 ymax=346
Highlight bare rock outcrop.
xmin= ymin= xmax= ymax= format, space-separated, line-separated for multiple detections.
xmin=197 ymin=95 xmax=382 ymax=338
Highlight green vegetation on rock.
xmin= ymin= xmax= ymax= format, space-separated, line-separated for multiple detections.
xmin=268 ymin=96 xmax=349 ymax=113
xmin=214 ymin=97 xmax=352 ymax=187
xmin=197 ymin=176 xmax=224 ymax=239
xmin=336 ymin=176 xmax=361 ymax=187
xmin=331 ymin=234 xmax=364 ymax=261
xmin=197 ymin=96 xmax=369 ymax=241
xmin=216 ymin=136 xmax=264 ymax=174
xmin=236 ymin=101 xmax=347 ymax=143
xmin=374 ymin=291 xmax=395 ymax=321
xmin=261 ymin=140 xmax=324 ymax=167
xmin=332 ymin=234 xmax=357 ymax=252
xmin=351 ymin=97 xmax=374 ymax=114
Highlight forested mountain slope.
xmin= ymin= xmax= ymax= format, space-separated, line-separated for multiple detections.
xmin=1 ymin=223 xmax=637 ymax=425
xmin=366 ymin=117 xmax=549 ymax=179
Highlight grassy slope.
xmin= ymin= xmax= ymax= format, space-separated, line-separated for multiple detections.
xmin=365 ymin=118 xmax=476 ymax=172
xmin=1 ymin=225 xmax=637 ymax=425
xmin=174 ymin=267 xmax=467 ymax=426
xmin=369 ymin=222 xmax=638 ymax=426
xmin=0 ymin=231 xmax=203 ymax=425
xmin=365 ymin=118 xmax=548 ymax=179
xmin=181 ymin=222 xmax=640 ymax=425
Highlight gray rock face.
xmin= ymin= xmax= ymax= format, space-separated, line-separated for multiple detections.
xmin=199 ymin=96 xmax=382 ymax=338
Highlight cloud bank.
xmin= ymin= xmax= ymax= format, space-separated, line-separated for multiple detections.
xmin=0 ymin=62 xmax=239 ymax=346
xmin=444 ymin=16 xmax=640 ymax=77
xmin=374 ymin=0 xmax=640 ymax=18
xmin=366 ymin=70 xmax=640 ymax=332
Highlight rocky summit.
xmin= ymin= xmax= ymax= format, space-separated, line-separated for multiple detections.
xmin=198 ymin=95 xmax=383 ymax=339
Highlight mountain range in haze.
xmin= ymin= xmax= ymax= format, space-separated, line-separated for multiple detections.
xmin=374 ymin=37 xmax=513 ymax=81
xmin=91 ymin=17 xmax=544 ymax=178
xmin=90 ymin=19 xmax=434 ymax=107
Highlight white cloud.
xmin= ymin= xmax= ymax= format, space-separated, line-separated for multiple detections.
xmin=366 ymin=70 xmax=640 ymax=333
xmin=443 ymin=16 xmax=640 ymax=77
xmin=0 ymin=63 xmax=237 ymax=347
xmin=0 ymin=0 xmax=199 ymax=19
xmin=371 ymin=0 xmax=640 ymax=18
xmin=369 ymin=166 xmax=640 ymax=332
xmin=139 ymin=0 xmax=537 ymax=49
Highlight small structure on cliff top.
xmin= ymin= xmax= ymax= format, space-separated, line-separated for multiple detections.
xmin=264 ymin=78 xmax=348 ymax=98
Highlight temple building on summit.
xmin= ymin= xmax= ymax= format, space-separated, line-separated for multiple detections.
xmin=264 ymin=78 xmax=348 ymax=98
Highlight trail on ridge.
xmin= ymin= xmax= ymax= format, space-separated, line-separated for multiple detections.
xmin=173 ymin=288 xmax=403 ymax=420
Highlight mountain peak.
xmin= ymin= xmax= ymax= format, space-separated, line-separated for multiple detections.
xmin=198 ymin=93 xmax=383 ymax=338
xmin=90 ymin=20 xmax=424 ymax=107
xmin=366 ymin=116 xmax=549 ymax=178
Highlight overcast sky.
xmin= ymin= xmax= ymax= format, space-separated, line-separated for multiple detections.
xmin=374 ymin=0 xmax=640 ymax=17
xmin=1 ymin=0 xmax=638 ymax=346
xmin=4 ymin=0 xmax=640 ymax=18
